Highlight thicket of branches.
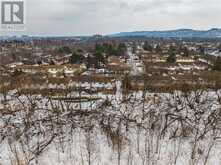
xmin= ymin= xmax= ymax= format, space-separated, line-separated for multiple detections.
xmin=1 ymin=83 xmax=221 ymax=165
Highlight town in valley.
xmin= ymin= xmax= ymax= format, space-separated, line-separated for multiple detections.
xmin=1 ymin=33 xmax=221 ymax=164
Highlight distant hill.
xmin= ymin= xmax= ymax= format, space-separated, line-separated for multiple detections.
xmin=110 ymin=28 xmax=221 ymax=38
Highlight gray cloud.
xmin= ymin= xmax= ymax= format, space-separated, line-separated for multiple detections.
xmin=2 ymin=0 xmax=221 ymax=36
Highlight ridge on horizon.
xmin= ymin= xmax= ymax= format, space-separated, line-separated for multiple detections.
xmin=1 ymin=28 xmax=221 ymax=38
xmin=110 ymin=28 xmax=221 ymax=38
xmin=113 ymin=28 xmax=221 ymax=33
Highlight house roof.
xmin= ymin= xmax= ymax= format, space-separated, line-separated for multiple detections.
xmin=16 ymin=64 xmax=83 ymax=70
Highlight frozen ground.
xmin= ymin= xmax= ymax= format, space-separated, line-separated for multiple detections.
xmin=1 ymin=88 xmax=221 ymax=165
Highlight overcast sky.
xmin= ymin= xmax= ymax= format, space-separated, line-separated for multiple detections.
xmin=1 ymin=0 xmax=221 ymax=36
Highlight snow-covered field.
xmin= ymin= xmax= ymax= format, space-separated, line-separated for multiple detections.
xmin=1 ymin=88 xmax=221 ymax=165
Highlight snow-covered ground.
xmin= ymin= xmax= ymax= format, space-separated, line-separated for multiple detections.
xmin=1 ymin=89 xmax=221 ymax=165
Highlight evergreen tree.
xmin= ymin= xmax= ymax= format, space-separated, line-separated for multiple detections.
xmin=116 ymin=43 xmax=127 ymax=56
xmin=167 ymin=52 xmax=176 ymax=63
xmin=199 ymin=45 xmax=205 ymax=55
xmin=143 ymin=41 xmax=152 ymax=51
xmin=155 ymin=44 xmax=162 ymax=53
xmin=70 ymin=52 xmax=84 ymax=64
xmin=183 ymin=47 xmax=190 ymax=57
xmin=58 ymin=46 xmax=72 ymax=54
